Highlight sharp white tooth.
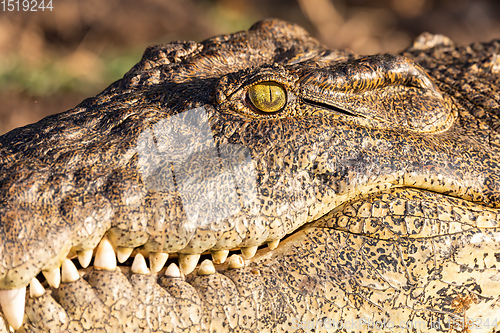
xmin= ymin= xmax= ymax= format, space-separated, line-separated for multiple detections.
xmin=62 ymin=259 xmax=80 ymax=283
xmin=178 ymin=253 xmax=200 ymax=275
xmin=149 ymin=252 xmax=169 ymax=273
xmin=77 ymin=249 xmax=93 ymax=268
xmin=42 ymin=267 xmax=61 ymax=288
xmin=94 ymin=237 xmax=117 ymax=271
xmin=164 ymin=263 xmax=181 ymax=278
xmin=227 ymin=254 xmax=245 ymax=269
xmin=0 ymin=287 xmax=26 ymax=330
xmin=116 ymin=247 xmax=134 ymax=263
xmin=211 ymin=250 xmax=229 ymax=264
xmin=131 ymin=254 xmax=150 ymax=274
xmin=198 ymin=259 xmax=216 ymax=276
xmin=241 ymin=245 xmax=258 ymax=259
xmin=267 ymin=239 xmax=280 ymax=250
xmin=29 ymin=277 xmax=45 ymax=298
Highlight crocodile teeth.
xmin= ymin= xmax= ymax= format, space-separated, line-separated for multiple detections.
xmin=211 ymin=249 xmax=229 ymax=264
xmin=42 ymin=267 xmax=61 ymax=288
xmin=116 ymin=247 xmax=134 ymax=263
xmin=227 ymin=254 xmax=245 ymax=269
xmin=131 ymin=254 xmax=150 ymax=274
xmin=267 ymin=239 xmax=280 ymax=250
xmin=198 ymin=259 xmax=216 ymax=276
xmin=178 ymin=253 xmax=200 ymax=275
xmin=29 ymin=277 xmax=45 ymax=298
xmin=77 ymin=249 xmax=93 ymax=268
xmin=94 ymin=237 xmax=117 ymax=271
xmin=62 ymin=259 xmax=80 ymax=283
xmin=164 ymin=263 xmax=182 ymax=278
xmin=241 ymin=246 xmax=258 ymax=259
xmin=0 ymin=287 xmax=26 ymax=330
xmin=149 ymin=252 xmax=169 ymax=273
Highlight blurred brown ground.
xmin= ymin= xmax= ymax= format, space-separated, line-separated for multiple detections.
xmin=0 ymin=0 xmax=499 ymax=134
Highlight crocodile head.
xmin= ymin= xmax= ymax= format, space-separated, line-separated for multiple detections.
xmin=1 ymin=19 xmax=500 ymax=332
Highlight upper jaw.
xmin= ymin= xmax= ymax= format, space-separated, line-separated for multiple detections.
xmin=1 ymin=100 xmax=497 ymax=292
xmin=1 ymin=54 xmax=499 ymax=289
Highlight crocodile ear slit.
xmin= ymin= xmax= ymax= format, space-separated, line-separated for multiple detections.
xmin=299 ymin=54 xmax=456 ymax=133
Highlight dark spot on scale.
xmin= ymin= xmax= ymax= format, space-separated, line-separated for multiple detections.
xmin=407 ymin=256 xmax=416 ymax=264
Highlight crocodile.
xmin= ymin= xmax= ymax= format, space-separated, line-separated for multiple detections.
xmin=1 ymin=18 xmax=500 ymax=332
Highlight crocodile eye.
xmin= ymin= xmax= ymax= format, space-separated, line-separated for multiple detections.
xmin=248 ymin=81 xmax=286 ymax=113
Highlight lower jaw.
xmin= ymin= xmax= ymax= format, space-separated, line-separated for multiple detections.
xmin=11 ymin=229 xmax=300 ymax=332
xmin=18 ymin=216 xmax=500 ymax=333
xmin=1 ymin=229 xmax=281 ymax=331
xmin=4 ymin=184 xmax=498 ymax=331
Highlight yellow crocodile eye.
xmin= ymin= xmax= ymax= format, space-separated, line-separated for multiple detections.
xmin=248 ymin=81 xmax=286 ymax=113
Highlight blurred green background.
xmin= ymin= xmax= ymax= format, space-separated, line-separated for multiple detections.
xmin=0 ymin=0 xmax=499 ymax=134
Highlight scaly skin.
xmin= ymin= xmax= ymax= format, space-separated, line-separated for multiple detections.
xmin=1 ymin=19 xmax=500 ymax=332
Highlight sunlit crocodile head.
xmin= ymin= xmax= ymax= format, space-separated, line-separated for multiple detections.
xmin=1 ymin=19 xmax=500 ymax=332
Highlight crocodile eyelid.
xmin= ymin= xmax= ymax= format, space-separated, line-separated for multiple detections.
xmin=298 ymin=54 xmax=455 ymax=132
